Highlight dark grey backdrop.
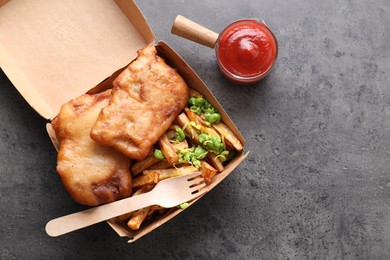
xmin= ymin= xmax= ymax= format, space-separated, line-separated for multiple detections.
xmin=1 ymin=0 xmax=389 ymax=259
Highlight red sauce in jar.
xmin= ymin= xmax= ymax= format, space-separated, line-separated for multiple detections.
xmin=216 ymin=19 xmax=278 ymax=84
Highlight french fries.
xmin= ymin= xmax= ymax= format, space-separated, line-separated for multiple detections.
xmin=128 ymin=207 xmax=150 ymax=230
xmin=172 ymin=138 xmax=189 ymax=152
xmin=144 ymin=166 xmax=198 ymax=181
xmin=176 ymin=113 xmax=200 ymax=142
xmin=200 ymin=160 xmax=218 ymax=184
xmin=184 ymin=107 xmax=221 ymax=140
xmin=157 ymin=133 xmax=179 ymax=164
xmin=132 ymin=171 xmax=159 ymax=188
xmin=206 ymin=153 xmax=224 ymax=172
xmin=131 ymin=155 xmax=160 ymax=176
xmin=213 ymin=122 xmax=243 ymax=152
xmin=147 ymin=159 xmax=174 ymax=170
xmin=118 ymin=89 xmax=243 ymax=231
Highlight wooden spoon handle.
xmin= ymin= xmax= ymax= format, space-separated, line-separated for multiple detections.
xmin=171 ymin=15 xmax=219 ymax=49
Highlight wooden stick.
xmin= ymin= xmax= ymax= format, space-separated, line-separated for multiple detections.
xmin=171 ymin=15 xmax=219 ymax=48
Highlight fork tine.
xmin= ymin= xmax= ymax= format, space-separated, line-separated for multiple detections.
xmin=185 ymin=172 xmax=203 ymax=181
xmin=187 ymin=177 xmax=205 ymax=186
xmin=189 ymin=182 xmax=206 ymax=193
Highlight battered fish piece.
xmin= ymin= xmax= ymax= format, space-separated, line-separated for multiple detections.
xmin=52 ymin=90 xmax=132 ymax=206
xmin=90 ymin=45 xmax=189 ymax=161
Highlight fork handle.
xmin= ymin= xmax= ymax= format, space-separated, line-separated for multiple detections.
xmin=45 ymin=192 xmax=154 ymax=237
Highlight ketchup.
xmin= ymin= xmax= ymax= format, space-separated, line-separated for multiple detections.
xmin=216 ymin=19 xmax=278 ymax=84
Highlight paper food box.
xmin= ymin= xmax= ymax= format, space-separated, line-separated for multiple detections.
xmin=0 ymin=0 xmax=248 ymax=242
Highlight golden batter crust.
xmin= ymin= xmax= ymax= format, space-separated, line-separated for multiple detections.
xmin=52 ymin=90 xmax=132 ymax=206
xmin=90 ymin=45 xmax=189 ymax=161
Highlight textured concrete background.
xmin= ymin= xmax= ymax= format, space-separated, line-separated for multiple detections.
xmin=1 ymin=0 xmax=389 ymax=259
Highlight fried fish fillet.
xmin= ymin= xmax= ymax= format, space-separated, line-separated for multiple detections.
xmin=90 ymin=45 xmax=189 ymax=161
xmin=52 ymin=90 xmax=132 ymax=206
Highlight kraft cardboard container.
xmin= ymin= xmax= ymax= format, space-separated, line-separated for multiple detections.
xmin=0 ymin=0 xmax=248 ymax=242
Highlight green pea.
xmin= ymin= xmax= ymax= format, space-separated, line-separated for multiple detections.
xmin=218 ymin=150 xmax=229 ymax=162
xmin=206 ymin=136 xmax=222 ymax=154
xmin=203 ymin=101 xmax=212 ymax=109
xmin=204 ymin=107 xmax=215 ymax=114
xmin=188 ymin=97 xmax=197 ymax=106
xmin=218 ymin=155 xmax=226 ymax=162
xmin=153 ymin=149 xmax=165 ymax=160
xmin=184 ymin=152 xmax=193 ymax=162
xmin=205 ymin=113 xmax=221 ymax=124
xmin=190 ymin=105 xmax=202 ymax=115
xmin=204 ymin=140 xmax=214 ymax=150
xmin=194 ymin=146 xmax=207 ymax=159
xmin=177 ymin=152 xmax=186 ymax=164
xmin=212 ymin=136 xmax=221 ymax=147
xmin=194 ymin=97 xmax=205 ymax=106
xmin=175 ymin=127 xmax=185 ymax=142
xmin=178 ymin=202 xmax=189 ymax=209
xmin=203 ymin=121 xmax=211 ymax=127
xmin=198 ymin=133 xmax=209 ymax=144
xmin=192 ymin=159 xmax=201 ymax=168
xmin=199 ymin=152 xmax=208 ymax=160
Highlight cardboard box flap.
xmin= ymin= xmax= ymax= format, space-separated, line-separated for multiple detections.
xmin=0 ymin=0 xmax=155 ymax=119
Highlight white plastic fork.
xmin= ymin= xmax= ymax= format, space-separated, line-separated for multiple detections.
xmin=45 ymin=172 xmax=206 ymax=237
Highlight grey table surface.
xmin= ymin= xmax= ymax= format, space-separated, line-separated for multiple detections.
xmin=1 ymin=0 xmax=389 ymax=259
